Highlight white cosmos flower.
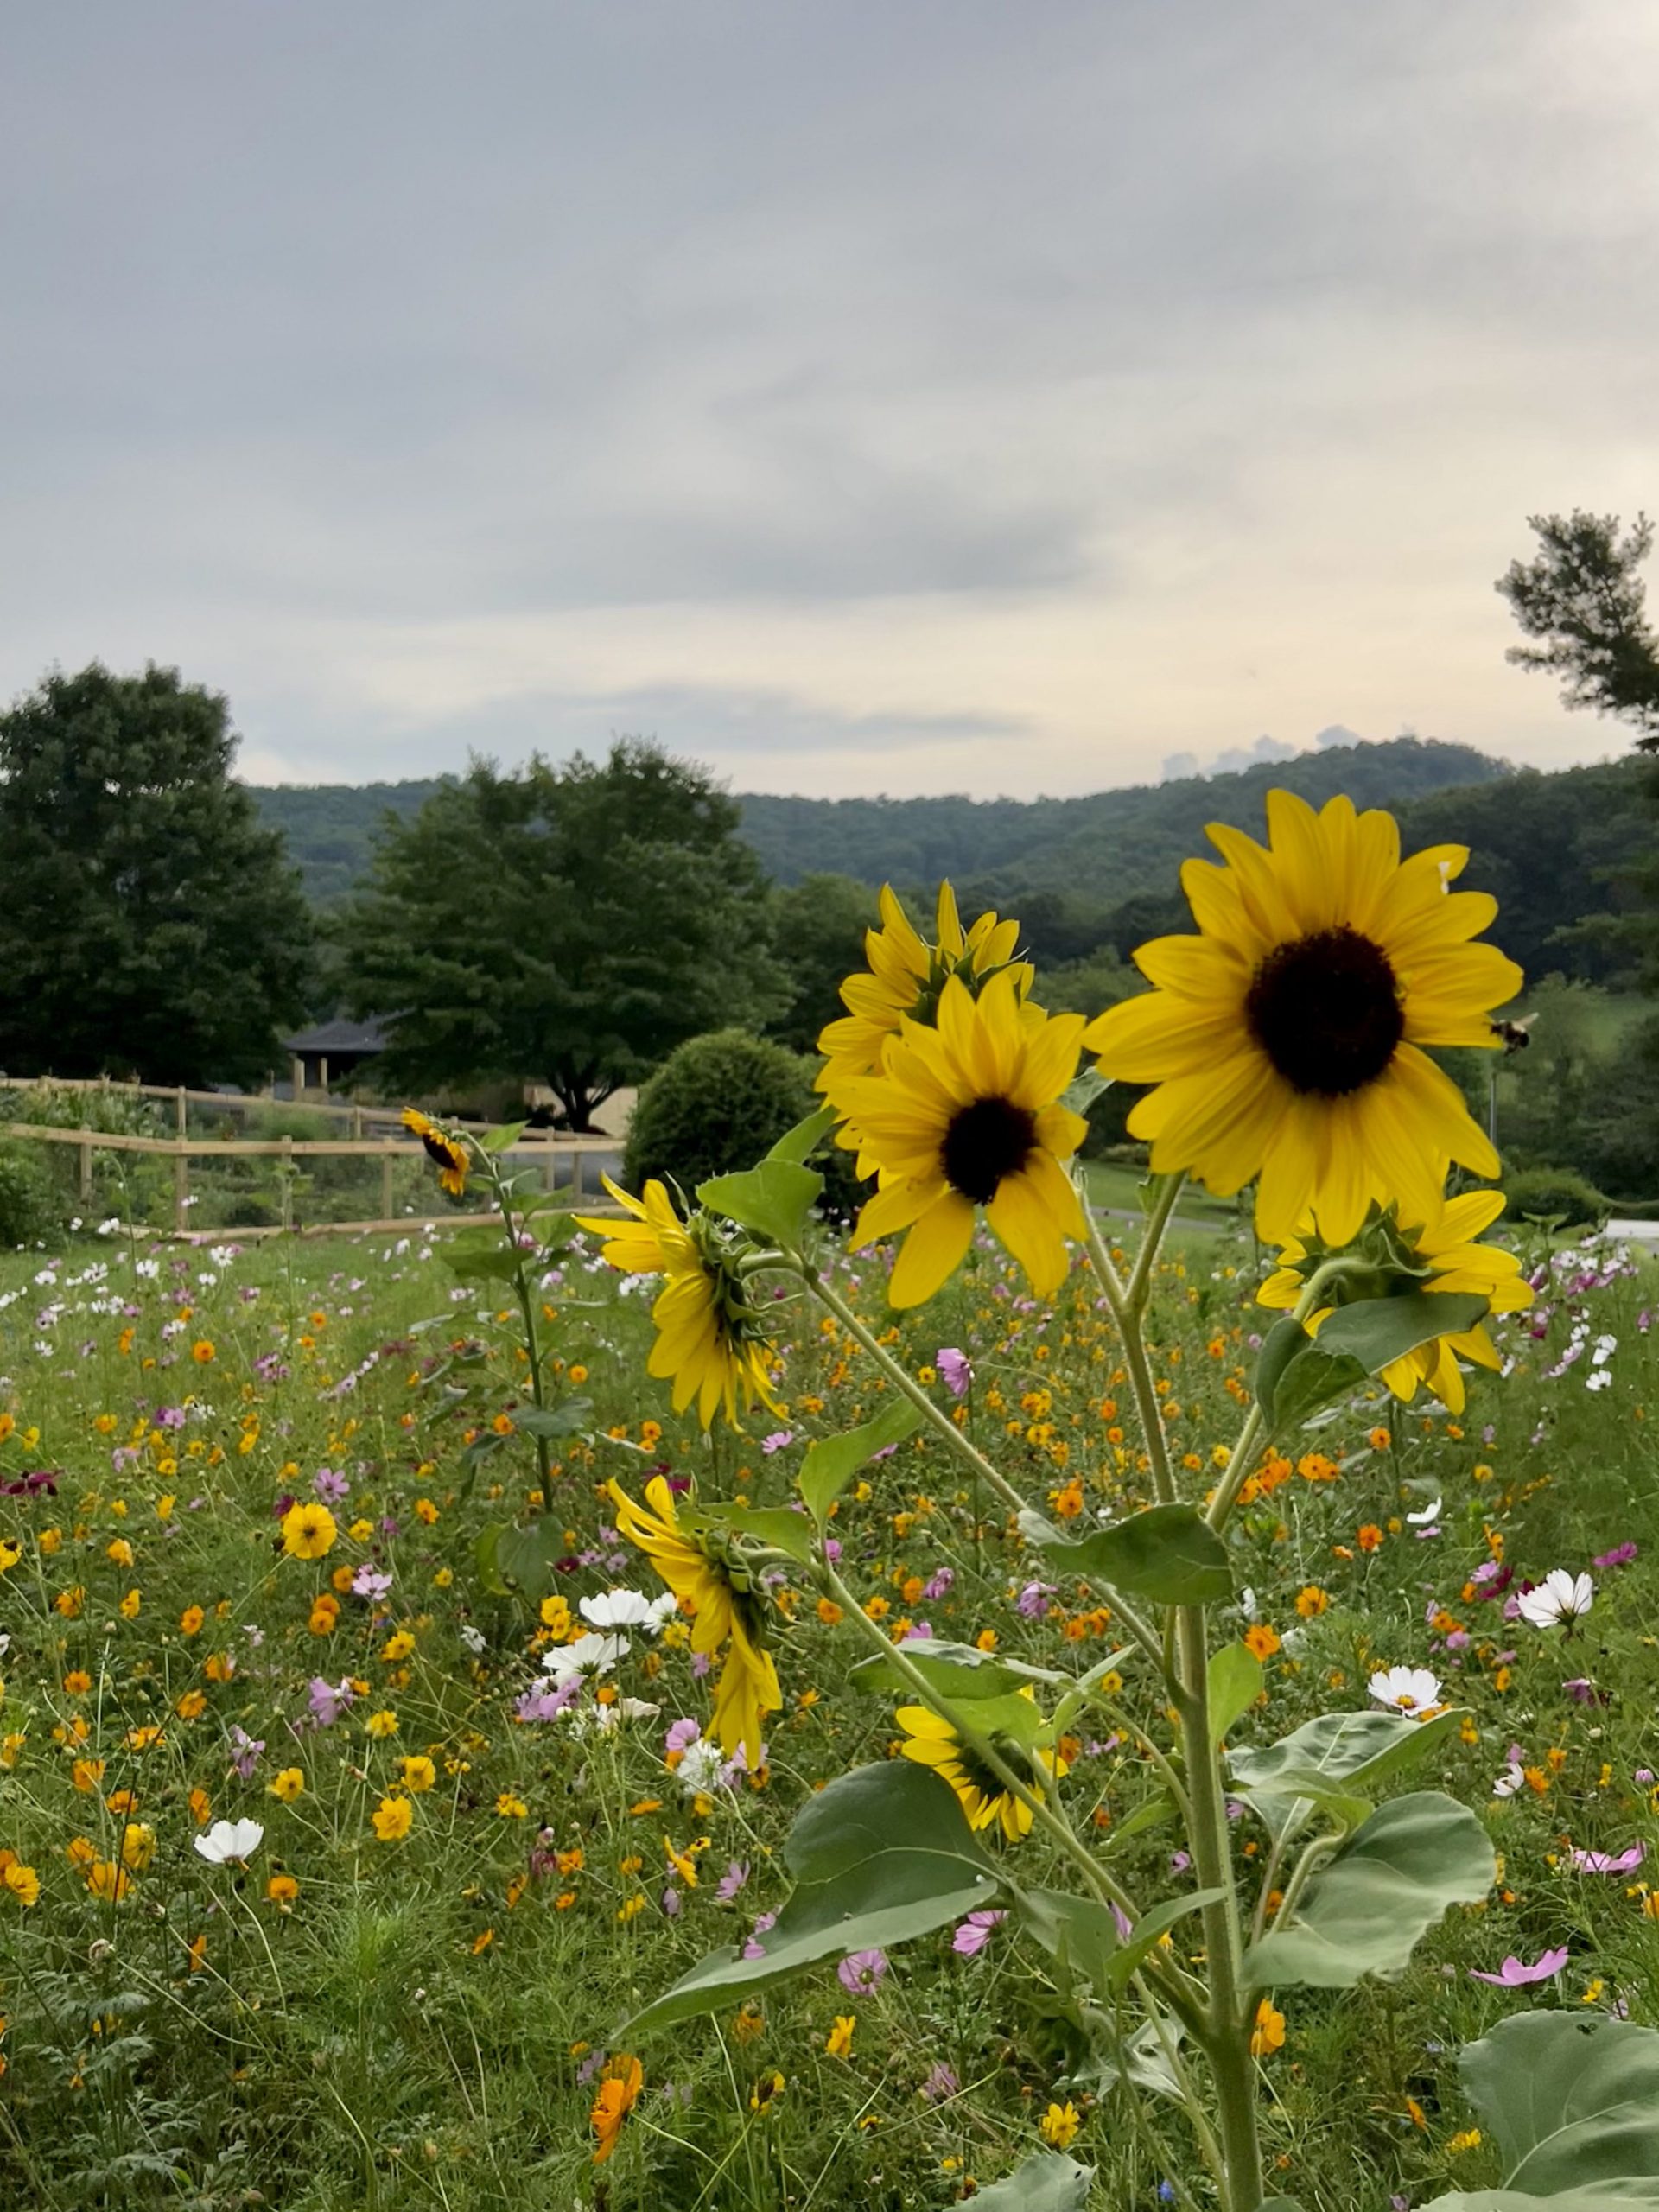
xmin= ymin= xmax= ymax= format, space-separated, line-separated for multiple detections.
xmin=1406 ymin=1497 xmax=1443 ymax=1527
xmin=1368 ymin=1665 xmax=1444 ymax=1715
xmin=1516 ymin=1569 xmax=1595 ymax=1630
xmin=1492 ymin=1762 xmax=1526 ymax=1798
xmin=570 ymin=1696 xmax=660 ymax=1737
xmin=194 ymin=1818 xmax=264 ymax=1865
xmin=579 ymin=1589 xmax=678 ymax=1635
xmin=458 ymin=1624 xmax=487 ymax=1656
xmin=677 ymin=1737 xmax=725 ymax=1795
xmin=543 ymin=1630 xmax=629 ymax=1682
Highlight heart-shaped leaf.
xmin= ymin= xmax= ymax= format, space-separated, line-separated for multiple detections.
xmin=1018 ymin=1886 xmax=1122 ymax=1991
xmin=1029 ymin=1503 xmax=1232 ymax=1605
xmin=850 ymin=1639 xmax=1068 ymax=1700
xmin=1416 ymin=2013 xmax=1659 ymax=2209
xmin=969 ymin=2152 xmax=1095 ymax=2209
xmin=696 ymin=1160 xmax=823 ymax=1250
xmin=1243 ymin=1789 xmax=1494 ymax=1989
xmin=1315 ymin=1290 xmax=1490 ymax=1371
xmin=798 ymin=1399 xmax=923 ymax=1523
xmin=766 ymin=1105 xmax=839 ymax=1165
xmin=1229 ymin=1706 xmax=1464 ymax=1808
xmin=1255 ymin=1318 xmax=1367 ymax=1433
xmin=622 ymin=1762 xmax=1001 ymax=2036
xmin=679 ymin=1502 xmax=817 ymax=1567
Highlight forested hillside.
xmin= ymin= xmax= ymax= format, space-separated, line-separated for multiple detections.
xmin=251 ymin=737 xmax=1501 ymax=905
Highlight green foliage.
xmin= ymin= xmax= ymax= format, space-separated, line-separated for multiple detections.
xmin=766 ymin=872 xmax=879 ymax=1053
xmin=1497 ymin=510 xmax=1659 ymax=751
xmin=626 ymin=1761 xmax=1002 ymax=2035
xmin=1424 ymin=2012 xmax=1659 ymax=2209
xmin=1502 ymin=1167 xmax=1610 ymax=1229
xmin=337 ymin=742 xmax=786 ymax=1130
xmin=798 ymin=1398 xmax=924 ymax=1522
xmin=969 ymin=2152 xmax=1095 ymax=2208
xmin=0 ymin=1141 xmax=60 ymax=1244
xmin=1027 ymin=1502 xmax=1232 ymax=1605
xmin=0 ymin=663 xmax=315 ymax=1087
xmin=625 ymin=1027 xmax=824 ymax=1198
xmin=1242 ymin=1790 xmax=1495 ymax=1988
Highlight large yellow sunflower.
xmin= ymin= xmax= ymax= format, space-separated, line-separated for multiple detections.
xmin=1082 ymin=791 xmax=1523 ymax=1245
xmin=896 ymin=1703 xmax=1066 ymax=1842
xmin=1259 ymin=1188 xmax=1532 ymax=1414
xmin=607 ymin=1475 xmax=781 ymax=1765
xmin=575 ymin=1178 xmax=782 ymax=1428
xmin=832 ymin=971 xmax=1088 ymax=1308
xmin=402 ymin=1107 xmax=469 ymax=1198
xmin=817 ymin=881 xmax=1030 ymax=1102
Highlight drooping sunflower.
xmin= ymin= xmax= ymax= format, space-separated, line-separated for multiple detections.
xmin=575 ymin=1177 xmax=782 ymax=1428
xmin=831 ymin=970 xmax=1088 ymax=1307
xmin=607 ymin=1474 xmax=781 ymax=1765
xmin=1259 ymin=1187 xmax=1532 ymax=1414
xmin=401 ymin=1107 xmax=470 ymax=1198
xmin=1082 ymin=791 xmax=1523 ymax=1246
xmin=817 ymin=884 xmax=1033 ymax=1167
xmin=896 ymin=1703 xmax=1066 ymax=1842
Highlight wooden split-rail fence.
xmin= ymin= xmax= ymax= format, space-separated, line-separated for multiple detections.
xmin=2 ymin=1078 xmax=622 ymax=1237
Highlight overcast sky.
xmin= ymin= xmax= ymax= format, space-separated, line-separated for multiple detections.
xmin=3 ymin=2 xmax=1657 ymax=797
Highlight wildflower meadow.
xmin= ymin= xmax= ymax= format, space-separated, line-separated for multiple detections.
xmin=3 ymin=791 xmax=1659 ymax=2212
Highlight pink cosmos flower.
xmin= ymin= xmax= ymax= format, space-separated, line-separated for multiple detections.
xmin=951 ymin=1910 xmax=1007 ymax=1957
xmin=936 ymin=1348 xmax=973 ymax=1399
xmin=1571 ymin=1844 xmax=1644 ymax=1876
xmin=1469 ymin=1946 xmax=1569 ymax=1986
xmin=837 ymin=1948 xmax=888 ymax=1995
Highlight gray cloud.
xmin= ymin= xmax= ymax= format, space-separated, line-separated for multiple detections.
xmin=2 ymin=2 xmax=1656 ymax=793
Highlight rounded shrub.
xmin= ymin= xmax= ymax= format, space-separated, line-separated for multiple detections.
xmin=623 ymin=1030 xmax=864 ymax=1221
xmin=1501 ymin=1166 xmax=1610 ymax=1230
xmin=0 ymin=1141 xmax=61 ymax=1245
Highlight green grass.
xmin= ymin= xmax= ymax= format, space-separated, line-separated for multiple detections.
xmin=0 ymin=1214 xmax=1655 ymax=2209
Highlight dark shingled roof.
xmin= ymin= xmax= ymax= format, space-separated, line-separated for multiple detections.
xmin=280 ymin=1019 xmax=389 ymax=1055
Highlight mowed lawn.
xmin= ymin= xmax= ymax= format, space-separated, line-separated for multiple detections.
xmin=0 ymin=1211 xmax=1656 ymax=2210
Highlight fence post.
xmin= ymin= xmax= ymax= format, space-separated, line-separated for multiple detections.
xmin=175 ymin=1087 xmax=188 ymax=1140
xmin=569 ymin=1145 xmax=584 ymax=1203
xmin=173 ymin=1147 xmax=189 ymax=1234
xmin=353 ymin=1105 xmax=364 ymax=1141
xmin=280 ymin=1134 xmax=294 ymax=1234
xmin=381 ymin=1145 xmax=394 ymax=1222
xmin=78 ymin=1135 xmax=93 ymax=1205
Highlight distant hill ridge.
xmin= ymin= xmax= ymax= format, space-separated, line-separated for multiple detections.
xmin=250 ymin=736 xmax=1507 ymax=905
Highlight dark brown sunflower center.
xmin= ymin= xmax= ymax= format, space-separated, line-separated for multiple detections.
xmin=941 ymin=1096 xmax=1037 ymax=1205
xmin=1244 ymin=925 xmax=1404 ymax=1097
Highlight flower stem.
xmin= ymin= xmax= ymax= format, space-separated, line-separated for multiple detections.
xmin=799 ymin=1258 xmax=1166 ymax=1669
xmin=1083 ymin=1204 xmax=1176 ymax=1506
xmin=480 ymin=1147 xmax=553 ymax=1497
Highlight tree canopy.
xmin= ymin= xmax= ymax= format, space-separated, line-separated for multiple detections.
xmin=0 ymin=662 xmax=315 ymax=1088
xmin=1497 ymin=511 xmax=1659 ymax=749
xmin=338 ymin=742 xmax=786 ymax=1128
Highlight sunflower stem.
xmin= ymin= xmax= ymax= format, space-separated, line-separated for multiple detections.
xmin=1124 ymin=1170 xmax=1188 ymax=1319
xmin=1204 ymin=1402 xmax=1266 ymax=1534
xmin=1083 ymin=1206 xmax=1176 ymax=1507
xmin=798 ymin=1258 xmax=1168 ymax=1670
xmin=1175 ymin=1597 xmax=1264 ymax=2212
xmin=478 ymin=1146 xmax=554 ymax=1499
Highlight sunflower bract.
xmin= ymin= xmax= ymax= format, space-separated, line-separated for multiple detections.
xmin=1260 ymin=1187 xmax=1532 ymax=1414
xmin=1082 ymin=790 xmax=1523 ymax=1245
xmin=575 ymin=1178 xmax=781 ymax=1428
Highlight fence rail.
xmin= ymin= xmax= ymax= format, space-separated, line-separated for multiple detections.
xmin=3 ymin=1118 xmax=621 ymax=1236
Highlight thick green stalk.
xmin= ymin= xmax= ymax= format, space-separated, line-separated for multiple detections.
xmin=1084 ymin=1206 xmax=1176 ymax=1506
xmin=1177 ymin=1600 xmax=1262 ymax=2212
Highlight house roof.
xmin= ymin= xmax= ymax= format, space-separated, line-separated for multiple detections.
xmin=281 ymin=1019 xmax=389 ymax=1055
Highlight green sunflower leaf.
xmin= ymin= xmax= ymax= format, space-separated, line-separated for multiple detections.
xmin=766 ymin=1104 xmax=840 ymax=1165
xmin=1228 ymin=1706 xmax=1465 ymax=1804
xmin=1242 ymin=1789 xmax=1495 ymax=1989
xmin=510 ymin=1400 xmax=594 ymax=1441
xmin=620 ymin=1762 xmax=1002 ymax=2037
xmin=440 ymin=1226 xmax=525 ymax=1283
xmin=1018 ymin=1886 xmax=1122 ymax=1990
xmin=968 ymin=2152 xmax=1095 ymax=2210
xmin=1029 ymin=1503 xmax=1232 ymax=1605
xmin=849 ymin=1639 xmax=1067 ymax=1700
xmin=1314 ymin=1290 xmax=1489 ymax=1374
xmin=1419 ymin=2013 xmax=1659 ymax=2209
xmin=798 ymin=1398 xmax=924 ymax=1524
xmin=696 ymin=1160 xmax=823 ymax=1251
xmin=679 ymin=1502 xmax=817 ymax=1566
xmin=474 ymin=1516 xmax=567 ymax=1602
xmin=1208 ymin=1642 xmax=1265 ymax=1747
xmin=1104 ymin=1887 xmax=1225 ymax=1993
xmin=479 ymin=1120 xmax=528 ymax=1154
